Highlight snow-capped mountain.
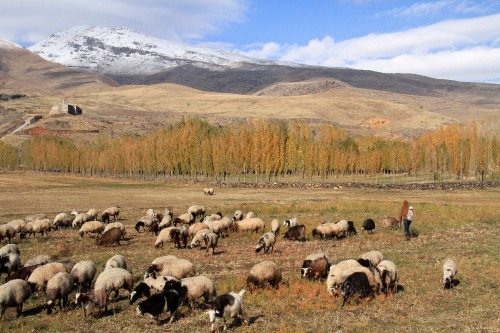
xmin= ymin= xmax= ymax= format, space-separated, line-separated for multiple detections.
xmin=28 ymin=26 xmax=271 ymax=75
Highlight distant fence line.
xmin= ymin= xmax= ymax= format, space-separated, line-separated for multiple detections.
xmin=4 ymin=119 xmax=500 ymax=181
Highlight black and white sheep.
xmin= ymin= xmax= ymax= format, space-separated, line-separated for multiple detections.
xmin=246 ymin=261 xmax=282 ymax=291
xmin=207 ymin=289 xmax=247 ymax=332
xmin=170 ymin=228 xmax=189 ymax=249
xmin=0 ymin=253 xmax=20 ymax=279
xmin=341 ymin=271 xmax=375 ymax=306
xmin=70 ymin=260 xmax=97 ymax=291
xmin=0 ymin=279 xmax=32 ymax=319
xmin=135 ymin=279 xmax=183 ymax=324
xmin=377 ymin=260 xmax=399 ymax=294
xmin=0 ymin=244 xmax=19 ymax=257
xmin=232 ymin=210 xmax=244 ymax=222
xmin=327 ymin=261 xmax=381 ymax=297
xmin=301 ymin=253 xmax=330 ymax=279
xmin=358 ymin=251 xmax=384 ymax=269
xmin=283 ymin=217 xmax=298 ymax=228
xmin=45 ymin=272 xmax=73 ymax=314
xmin=255 ymin=232 xmax=276 ymax=254
xmin=443 ymin=258 xmax=458 ymax=289
xmin=361 ymin=219 xmax=376 ymax=234
xmin=105 ymin=255 xmax=127 ymax=271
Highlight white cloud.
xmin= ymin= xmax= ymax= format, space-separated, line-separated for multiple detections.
xmin=389 ymin=1 xmax=454 ymax=17
xmin=0 ymin=0 xmax=247 ymax=44
xmin=386 ymin=0 xmax=497 ymax=17
xmin=241 ymin=14 xmax=500 ymax=82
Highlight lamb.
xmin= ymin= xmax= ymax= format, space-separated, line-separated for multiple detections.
xmin=72 ymin=213 xmax=90 ymax=228
xmin=0 ymin=253 xmax=20 ymax=279
xmin=0 ymin=224 xmax=15 ymax=242
xmin=45 ymin=272 xmax=73 ymax=314
xmin=361 ymin=218 xmax=376 ymax=234
xmin=105 ymin=255 xmax=127 ymax=271
xmin=86 ymin=209 xmax=99 ymax=221
xmin=6 ymin=220 xmax=26 ymax=234
xmin=94 ymin=267 xmax=134 ymax=299
xmin=358 ymin=251 xmax=384 ymax=268
xmin=340 ymin=271 xmax=375 ymax=306
xmin=70 ymin=260 xmax=97 ymax=291
xmin=312 ymin=222 xmax=341 ymax=239
xmin=442 ymin=258 xmax=458 ymax=289
xmin=207 ymin=289 xmax=247 ymax=332
xmin=284 ymin=224 xmax=306 ymax=241
xmin=301 ymin=253 xmax=330 ymax=279
xmin=103 ymin=206 xmax=120 ymax=221
xmin=204 ymin=232 xmax=219 ymax=254
xmin=190 ymin=229 xmax=211 ymax=249
xmin=187 ymin=205 xmax=206 ymax=221
xmin=382 ymin=216 xmax=401 ymax=228
xmin=203 ymin=187 xmax=214 ymax=195
xmin=377 ymin=260 xmax=399 ymax=294
xmin=24 ymin=254 xmax=53 ymax=267
xmin=246 ymin=261 xmax=282 ymax=291
xmin=24 ymin=214 xmax=47 ymax=223
xmin=235 ymin=218 xmax=265 ymax=233
xmin=75 ymin=289 xmax=108 ymax=317
xmin=180 ymin=275 xmax=216 ymax=305
xmin=27 ymin=262 xmax=67 ymax=291
xmin=96 ymin=228 xmax=122 ymax=246
xmin=271 ymin=219 xmax=280 ymax=235
xmin=79 ymin=221 xmax=105 ymax=237
xmin=146 ymin=258 xmax=195 ymax=280
xmin=255 ymin=232 xmax=276 ymax=254
xmin=283 ymin=217 xmax=298 ymax=228
xmin=103 ymin=222 xmax=126 ymax=237
xmin=0 ymin=279 xmax=32 ymax=319
xmin=136 ymin=279 xmax=182 ymax=324
xmin=53 ymin=213 xmax=74 ymax=229
xmin=0 ymin=244 xmax=19 ymax=257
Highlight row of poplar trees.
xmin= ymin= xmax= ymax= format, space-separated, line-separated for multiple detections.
xmin=10 ymin=119 xmax=500 ymax=181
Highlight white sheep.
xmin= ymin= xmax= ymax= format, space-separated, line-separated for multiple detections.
xmin=28 ymin=262 xmax=67 ymax=291
xmin=105 ymin=255 xmax=127 ymax=271
xmin=283 ymin=217 xmax=298 ymax=228
xmin=190 ymin=229 xmax=211 ymax=249
xmin=6 ymin=220 xmax=26 ymax=234
xmin=70 ymin=260 xmax=97 ymax=290
xmin=203 ymin=212 xmax=223 ymax=223
xmin=94 ymin=267 xmax=134 ymax=299
xmin=187 ymin=205 xmax=206 ymax=221
xmin=207 ymin=289 xmax=247 ymax=332
xmin=24 ymin=214 xmax=47 ymax=223
xmin=154 ymin=226 xmax=187 ymax=248
xmin=175 ymin=212 xmax=195 ymax=225
xmin=336 ymin=220 xmax=349 ymax=236
xmin=0 ymin=279 xmax=32 ymax=319
xmin=0 ymin=224 xmax=15 ymax=242
xmin=312 ymin=222 xmax=341 ymax=239
xmin=204 ymin=232 xmax=219 ymax=254
xmin=146 ymin=258 xmax=195 ymax=280
xmin=232 ymin=210 xmax=244 ymax=222
xmin=188 ymin=223 xmax=209 ymax=239
xmin=203 ymin=187 xmax=214 ymax=195
xmin=53 ymin=213 xmax=74 ymax=229
xmin=377 ymin=260 xmax=399 ymax=294
xmin=24 ymin=254 xmax=53 ymax=267
xmin=0 ymin=244 xmax=19 ymax=257
xmin=246 ymin=261 xmax=282 ymax=291
xmin=326 ymin=260 xmax=381 ymax=296
xmin=235 ymin=218 xmax=265 ymax=233
xmin=151 ymin=255 xmax=178 ymax=265
xmin=180 ymin=275 xmax=216 ymax=304
xmin=271 ymin=219 xmax=280 ymax=235
xmin=255 ymin=232 xmax=276 ymax=254
xmin=103 ymin=206 xmax=120 ymax=221
xmin=79 ymin=221 xmax=105 ymax=237
xmin=103 ymin=222 xmax=126 ymax=238
xmin=31 ymin=219 xmax=52 ymax=236
xmin=443 ymin=258 xmax=458 ymax=289
xmin=358 ymin=251 xmax=384 ymax=268
xmin=45 ymin=272 xmax=73 ymax=314
xmin=86 ymin=209 xmax=99 ymax=221
xmin=72 ymin=213 xmax=90 ymax=228
xmin=245 ymin=211 xmax=256 ymax=219
xmin=159 ymin=214 xmax=173 ymax=229
xmin=22 ymin=222 xmax=34 ymax=237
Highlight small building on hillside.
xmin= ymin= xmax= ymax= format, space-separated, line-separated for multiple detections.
xmin=50 ymin=101 xmax=83 ymax=116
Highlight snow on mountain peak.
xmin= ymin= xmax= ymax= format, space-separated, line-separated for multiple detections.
xmin=28 ymin=26 xmax=269 ymax=76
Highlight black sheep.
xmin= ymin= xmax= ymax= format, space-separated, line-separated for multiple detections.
xmin=341 ymin=272 xmax=374 ymax=306
xmin=347 ymin=221 xmax=357 ymax=235
xmin=361 ymin=219 xmax=375 ymax=234
xmin=136 ymin=280 xmax=182 ymax=324
xmin=284 ymin=225 xmax=306 ymax=242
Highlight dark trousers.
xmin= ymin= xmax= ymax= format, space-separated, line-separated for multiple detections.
xmin=404 ymin=219 xmax=412 ymax=238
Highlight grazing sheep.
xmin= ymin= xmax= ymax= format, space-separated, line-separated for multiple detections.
xmin=382 ymin=216 xmax=401 ymax=228
xmin=130 ymin=282 xmax=156 ymax=304
xmin=188 ymin=223 xmax=209 ymax=239
xmin=170 ymin=229 xmax=189 ymax=249
xmin=159 ymin=214 xmax=173 ymax=230
xmin=347 ymin=221 xmax=357 ymax=235
xmin=100 ymin=212 xmax=111 ymax=223
xmin=232 ymin=210 xmax=244 ymax=222
xmin=203 ymin=212 xmax=223 ymax=223
xmin=53 ymin=213 xmax=74 ymax=229
xmin=326 ymin=260 xmax=363 ymax=296
xmin=24 ymin=214 xmax=47 ymax=223
xmin=284 ymin=224 xmax=306 ymax=242
xmin=341 ymin=271 xmax=375 ymax=306
xmin=0 ymin=224 xmax=15 ymax=242
xmin=79 ymin=221 xmax=104 ymax=237
xmin=301 ymin=253 xmax=330 ymax=279
xmin=5 ymin=265 xmax=41 ymax=282
xmin=190 ymin=229 xmax=211 ymax=249
xmin=24 ymin=255 xmax=53 ymax=267
xmin=141 ymin=274 xmax=175 ymax=295
xmin=235 ymin=218 xmax=265 ymax=233
xmin=105 ymin=255 xmax=127 ymax=271
xmin=146 ymin=258 xmax=195 ymax=280
xmin=361 ymin=219 xmax=376 ymax=234
xmin=255 ymin=232 xmax=276 ymax=254
xmin=103 ymin=206 xmax=120 ymax=221
xmin=180 ymin=275 xmax=216 ymax=305
xmin=45 ymin=272 xmax=73 ymax=314
xmin=136 ymin=279 xmax=182 ymax=324
xmin=72 ymin=213 xmax=90 ymax=228
xmin=6 ymin=220 xmax=26 ymax=234
xmin=203 ymin=187 xmax=214 ymax=195
xmin=271 ymin=219 xmax=280 ymax=235
xmin=207 ymin=289 xmax=247 ymax=332
xmin=155 ymin=226 xmax=187 ymax=248
xmin=96 ymin=228 xmax=123 ymax=246
xmin=0 ymin=253 xmax=20 ymax=279
xmin=377 ymin=260 xmax=399 ymax=295
xmin=358 ymin=251 xmax=384 ymax=268
xmin=32 ymin=219 xmax=52 ymax=236
xmin=28 ymin=262 xmax=67 ymax=291
xmin=135 ymin=214 xmax=159 ymax=232
xmin=151 ymin=255 xmax=178 ymax=265
xmin=94 ymin=267 xmax=134 ymax=299
xmin=283 ymin=217 xmax=298 ymax=228
xmin=103 ymin=222 xmax=126 ymax=237
xmin=246 ymin=261 xmax=282 ymax=291
xmin=188 ymin=205 xmax=206 ymax=221
xmin=0 ymin=244 xmax=19 ymax=257
xmin=174 ymin=212 xmax=195 ymax=226
xmin=312 ymin=222 xmax=341 ymax=239
xmin=336 ymin=220 xmax=349 ymax=236
xmin=86 ymin=209 xmax=99 ymax=221
xmin=70 ymin=261 xmax=97 ymax=291
xmin=327 ymin=265 xmax=380 ymax=297
xmin=21 ymin=222 xmax=34 ymax=238
xmin=0 ymin=279 xmax=32 ymax=319
xmin=57 ymin=259 xmax=76 ymax=273
xmin=443 ymin=258 xmax=458 ymax=289
xmin=204 ymin=232 xmax=219 ymax=254
xmin=245 ymin=212 xmax=255 ymax=219
xmin=75 ymin=289 xmax=108 ymax=317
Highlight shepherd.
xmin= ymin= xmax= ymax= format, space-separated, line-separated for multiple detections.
xmin=401 ymin=201 xmax=414 ymax=241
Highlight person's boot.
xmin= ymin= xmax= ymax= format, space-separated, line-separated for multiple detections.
xmin=406 ymin=235 xmax=410 ymax=241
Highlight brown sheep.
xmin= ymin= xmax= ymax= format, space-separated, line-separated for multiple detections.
xmin=96 ymin=228 xmax=122 ymax=246
xmin=284 ymin=225 xmax=306 ymax=242
xmin=382 ymin=216 xmax=401 ymax=228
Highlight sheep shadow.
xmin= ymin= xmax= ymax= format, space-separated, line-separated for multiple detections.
xmin=410 ymin=229 xmax=419 ymax=238
xmin=444 ymin=279 xmax=460 ymax=289
xmin=225 ymin=315 xmax=262 ymax=329
xmin=396 ymin=284 xmax=405 ymax=293
xmin=22 ymin=304 xmax=46 ymax=317
xmin=210 ymin=249 xmax=225 ymax=256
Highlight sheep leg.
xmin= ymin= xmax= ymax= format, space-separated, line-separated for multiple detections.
xmin=1 ymin=307 xmax=5 ymax=320
xmin=16 ymin=303 xmax=23 ymax=317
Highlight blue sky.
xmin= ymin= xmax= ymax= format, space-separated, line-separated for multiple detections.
xmin=1 ymin=0 xmax=499 ymax=82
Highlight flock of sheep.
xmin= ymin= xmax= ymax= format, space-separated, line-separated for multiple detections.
xmin=0 ymin=198 xmax=459 ymax=331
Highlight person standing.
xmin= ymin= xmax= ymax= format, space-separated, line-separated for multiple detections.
xmin=404 ymin=206 xmax=414 ymax=240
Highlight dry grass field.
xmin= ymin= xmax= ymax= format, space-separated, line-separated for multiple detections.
xmin=0 ymin=172 xmax=499 ymax=332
